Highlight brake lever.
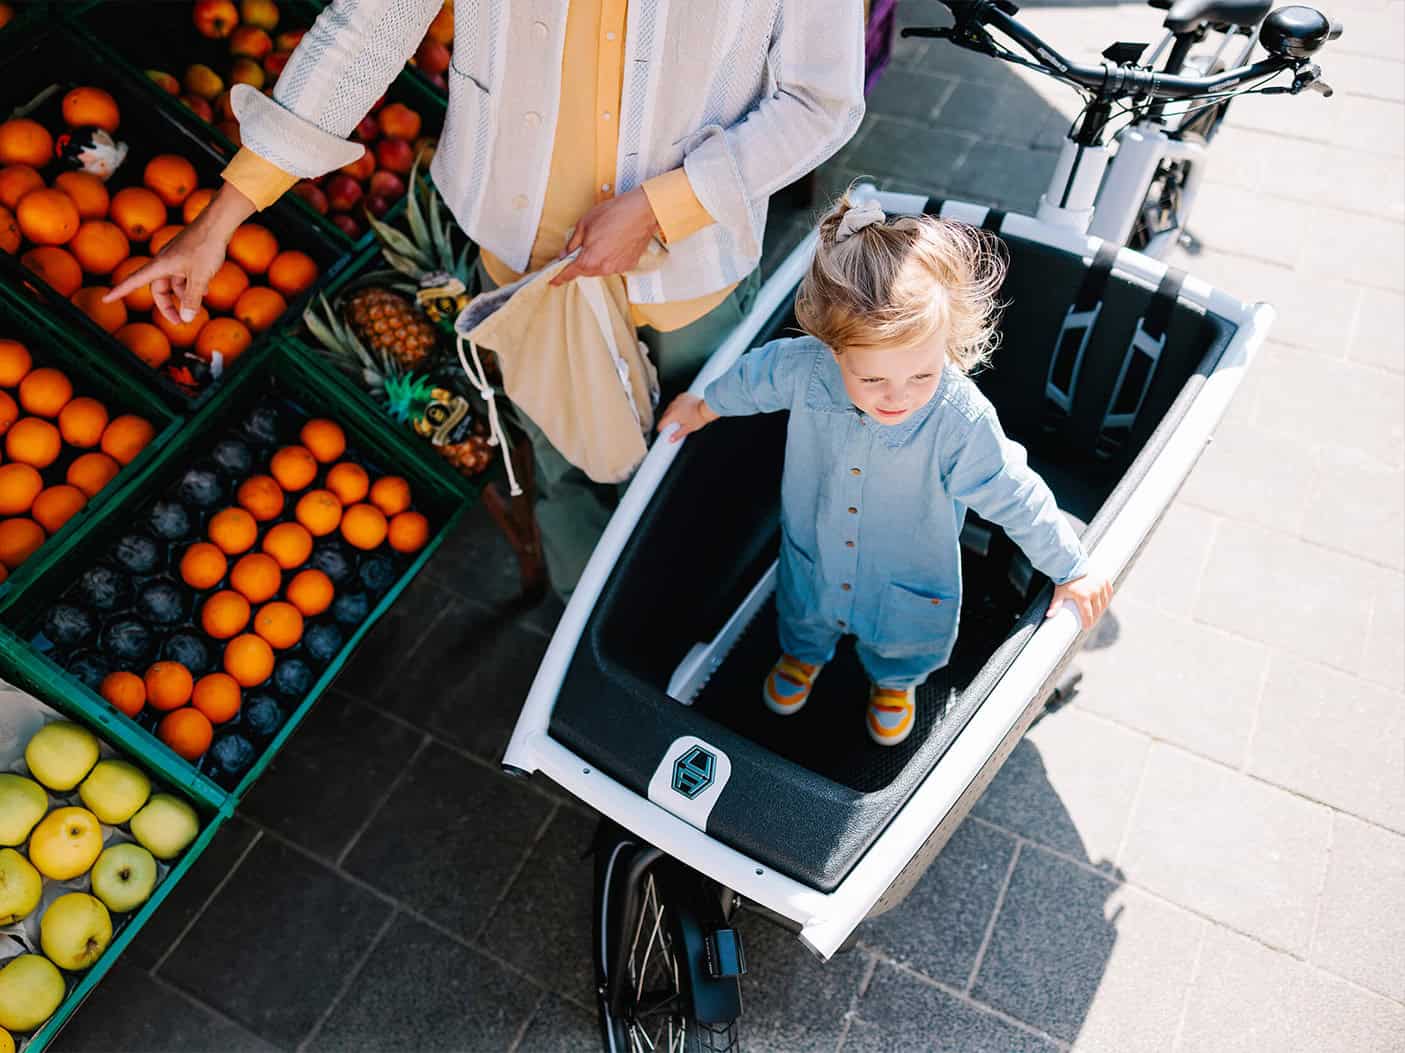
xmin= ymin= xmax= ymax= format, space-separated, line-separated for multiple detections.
xmin=1291 ymin=63 xmax=1334 ymax=97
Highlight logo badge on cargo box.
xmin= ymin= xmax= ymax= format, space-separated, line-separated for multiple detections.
xmin=672 ymin=745 xmax=716 ymax=799
xmin=648 ymin=737 xmax=732 ymax=830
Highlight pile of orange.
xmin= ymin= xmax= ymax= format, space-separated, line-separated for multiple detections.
xmin=0 ymin=338 xmax=155 ymax=572
xmin=0 ymin=87 xmax=320 ymax=390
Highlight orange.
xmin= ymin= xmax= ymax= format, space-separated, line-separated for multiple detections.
xmin=191 ymin=672 xmax=241 ymax=724
xmin=109 ymin=187 xmax=167 ymax=242
xmin=194 ymin=317 xmax=252 ymax=363
xmin=148 ymin=224 xmax=184 ymax=255
xmin=67 ymin=451 xmax=121 ymax=497
xmin=115 ymin=322 xmax=172 ymax=369
xmin=230 ymin=552 xmax=281 ymax=603
xmin=0 ymin=463 xmax=42 ymax=515
xmin=270 ymin=445 xmax=317 ymax=491
xmin=31 ymin=485 xmax=86 ymax=534
xmin=0 ymin=517 xmax=44 ymax=568
xmin=266 ymin=250 xmax=318 ymax=297
xmin=0 ymin=204 xmax=17 ymax=254
xmin=180 ymin=541 xmax=228 ymax=589
xmin=69 ymin=220 xmax=129 ymax=275
xmin=203 ymin=259 xmax=249 ymax=311
xmin=300 ymin=419 xmax=346 ymax=464
xmin=18 ymin=367 xmax=73 ymax=418
xmin=340 ymin=502 xmax=387 ymax=550
xmin=157 ymin=707 xmax=213 ymax=761
xmin=227 ymin=223 xmax=278 ymax=275
xmin=20 ymin=247 xmax=82 ymax=297
xmin=208 ymin=506 xmax=257 ymax=554
xmin=101 ymin=415 xmax=156 ymax=465
xmin=388 ymin=511 xmax=430 ymax=553
xmin=99 ymin=671 xmax=145 ymax=717
xmin=0 ymin=390 xmax=16 ymax=434
xmin=236 ymin=475 xmax=284 ymax=522
xmin=70 ymin=286 xmax=128 ymax=334
xmin=286 ymin=568 xmax=334 ymax=616
xmin=232 ymin=285 xmax=287 ymax=332
xmin=0 ymin=119 xmax=51 ymax=168
xmin=143 ymin=155 xmax=198 ymax=207
xmin=262 ymin=521 xmax=312 ymax=569
xmin=145 ymin=661 xmax=195 ymax=710
xmin=0 ymin=339 xmax=31 ymax=386
xmin=182 ymin=187 xmax=215 ymax=224
xmin=324 ymin=461 xmax=368 ymax=504
xmin=224 ymin=632 xmax=274 ymax=687
xmin=153 ymin=304 xmax=208 ymax=348
xmin=201 ymin=588 xmax=251 ymax=639
xmin=61 ymin=87 xmax=121 ymax=133
xmin=110 ymin=256 xmax=155 ymax=312
xmin=58 ymin=396 xmax=107 ymax=448
xmin=294 ymin=489 xmax=342 ymax=537
xmin=5 ymin=418 xmax=61 ymax=468
xmin=0 ymin=165 xmax=43 ymax=211
xmin=17 ymin=189 xmax=81 ymax=247
xmin=253 ymin=600 xmax=304 ymax=650
xmin=369 ymin=475 xmax=411 ymax=516
xmin=0 ymin=564 xmax=6 ymax=584
xmin=53 ymin=171 xmax=110 ymax=221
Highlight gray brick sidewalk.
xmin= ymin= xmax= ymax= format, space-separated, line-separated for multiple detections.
xmin=50 ymin=2 xmax=1403 ymax=1050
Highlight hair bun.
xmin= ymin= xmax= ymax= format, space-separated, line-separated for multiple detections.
xmin=834 ymin=200 xmax=886 ymax=243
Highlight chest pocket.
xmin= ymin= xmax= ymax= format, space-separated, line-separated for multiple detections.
xmin=875 ymin=581 xmax=960 ymax=660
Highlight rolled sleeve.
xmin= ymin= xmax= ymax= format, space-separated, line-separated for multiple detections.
xmin=229 ymin=84 xmax=366 ymax=180
xmin=221 ymin=147 xmax=301 ymax=211
xmin=704 ymin=338 xmax=816 ymax=417
xmin=641 ymin=168 xmax=715 ymax=246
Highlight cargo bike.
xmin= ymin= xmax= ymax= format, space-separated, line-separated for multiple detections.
xmin=498 ymin=2 xmax=1342 ymax=1048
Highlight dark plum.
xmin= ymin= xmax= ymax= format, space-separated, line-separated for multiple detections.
xmin=272 ymin=658 xmax=313 ymax=700
xmin=66 ymin=651 xmax=110 ymax=690
xmin=211 ymin=438 xmax=254 ymax=477
xmin=77 ymin=565 xmax=130 ymax=613
xmin=303 ymin=623 xmax=344 ymax=665
xmin=241 ymin=406 xmax=281 ymax=446
xmin=164 ymin=633 xmax=213 ymax=676
xmin=209 ymin=734 xmax=256 ymax=779
xmin=310 ymin=541 xmax=353 ymax=585
xmin=112 ymin=534 xmax=160 ymax=575
xmin=242 ymin=694 xmax=284 ymax=740
xmin=137 ymin=578 xmax=186 ymax=625
xmin=358 ymin=554 xmax=397 ymax=595
xmin=177 ymin=467 xmax=223 ymax=508
xmin=100 ymin=618 xmax=154 ymax=663
xmin=331 ymin=590 xmax=370 ymax=626
xmin=44 ymin=605 xmax=97 ymax=648
xmin=149 ymin=500 xmax=191 ymax=541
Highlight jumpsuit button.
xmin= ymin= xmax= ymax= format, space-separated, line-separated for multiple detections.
xmin=931 ymin=598 xmax=942 ymax=606
xmin=847 ymin=506 xmax=858 ymax=515
xmin=841 ymin=583 xmax=852 ymax=591
xmin=837 ymin=619 xmax=846 ymax=628
xmin=850 ymin=467 xmax=861 ymax=476
xmin=845 ymin=540 xmax=855 ymax=548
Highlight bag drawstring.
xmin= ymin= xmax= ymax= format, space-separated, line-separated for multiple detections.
xmin=456 ymin=331 xmax=522 ymax=496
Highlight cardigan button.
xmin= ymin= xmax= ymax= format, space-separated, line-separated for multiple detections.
xmin=512 ymin=194 xmax=528 ymax=209
xmin=524 ymin=111 xmax=541 ymax=128
xmin=532 ymin=20 xmax=548 ymax=40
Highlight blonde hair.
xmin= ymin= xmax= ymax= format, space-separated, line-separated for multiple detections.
xmin=795 ymin=188 xmax=1008 ymax=373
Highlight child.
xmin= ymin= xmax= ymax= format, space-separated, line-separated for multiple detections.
xmin=659 ymin=194 xmax=1112 ymax=746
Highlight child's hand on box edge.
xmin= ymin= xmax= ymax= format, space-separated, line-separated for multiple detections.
xmin=1048 ymin=573 xmax=1113 ymax=629
xmin=658 ymin=394 xmax=719 ymax=444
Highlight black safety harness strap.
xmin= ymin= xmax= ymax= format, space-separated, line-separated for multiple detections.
xmin=1094 ymin=265 xmax=1187 ymax=460
xmin=1044 ymin=242 xmax=1119 ymax=432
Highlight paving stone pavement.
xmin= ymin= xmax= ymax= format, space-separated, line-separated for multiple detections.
xmin=51 ymin=1 xmax=1403 ymax=1050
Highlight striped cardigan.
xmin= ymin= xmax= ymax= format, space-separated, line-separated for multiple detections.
xmin=230 ymin=0 xmax=867 ymax=303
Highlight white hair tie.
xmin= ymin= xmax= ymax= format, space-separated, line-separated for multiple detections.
xmin=835 ymin=200 xmax=886 ymax=243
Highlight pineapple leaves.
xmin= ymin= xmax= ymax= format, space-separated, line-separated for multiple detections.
xmin=367 ymin=211 xmax=426 ymax=269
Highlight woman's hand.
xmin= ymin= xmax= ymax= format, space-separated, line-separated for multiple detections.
xmin=1047 ymin=572 xmax=1113 ymax=628
xmin=104 ymin=182 xmax=257 ymax=325
xmin=658 ymin=394 xmax=719 ymax=443
xmin=550 ymin=187 xmax=661 ymax=286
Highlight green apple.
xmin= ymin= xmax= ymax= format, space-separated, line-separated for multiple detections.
xmin=90 ymin=843 xmax=158 ymax=914
xmin=24 ymin=721 xmax=100 ymax=793
xmin=40 ymin=892 xmax=112 ymax=971
xmin=27 ymin=806 xmax=103 ymax=881
xmin=79 ymin=760 xmax=151 ymax=826
xmin=0 ymin=954 xmax=64 ymax=1033
xmin=129 ymin=794 xmax=198 ymax=860
xmin=0 ymin=849 xmax=42 ymax=925
xmin=0 ymin=774 xmax=48 ymax=847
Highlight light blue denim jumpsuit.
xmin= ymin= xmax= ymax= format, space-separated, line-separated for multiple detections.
xmin=704 ymin=336 xmax=1089 ymax=689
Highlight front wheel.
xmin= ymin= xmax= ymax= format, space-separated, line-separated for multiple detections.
xmin=594 ymin=830 xmax=740 ymax=1053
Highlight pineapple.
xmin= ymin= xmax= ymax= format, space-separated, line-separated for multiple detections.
xmin=341 ymin=277 xmax=438 ymax=371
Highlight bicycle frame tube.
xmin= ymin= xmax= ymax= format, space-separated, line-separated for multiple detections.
xmin=1090 ymin=126 xmax=1208 ymax=249
xmin=1036 ymin=139 xmax=1112 ymax=233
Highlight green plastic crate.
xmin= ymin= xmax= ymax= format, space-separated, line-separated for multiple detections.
xmin=0 ymin=20 xmax=353 ymax=411
xmin=0 ymin=281 xmax=183 ymax=613
xmin=65 ymin=0 xmax=448 ymax=256
xmin=0 ymin=677 xmax=228 ymax=1053
xmin=0 ymin=339 xmax=469 ymax=811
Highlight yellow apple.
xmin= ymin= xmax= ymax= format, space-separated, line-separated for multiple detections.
xmin=27 ymin=807 xmax=103 ymax=881
xmin=0 ymin=954 xmax=64 ymax=1033
xmin=79 ymin=760 xmax=151 ymax=826
xmin=0 ymin=849 xmax=42 ymax=925
xmin=1 ymin=1023 xmax=13 ymax=1053
xmin=0 ymin=774 xmax=47 ymax=847
xmin=240 ymin=0 xmax=280 ymax=32
xmin=24 ymin=722 xmax=100 ymax=792
xmin=129 ymin=794 xmax=198 ymax=860
xmin=40 ymin=892 xmax=112 ymax=972
xmin=91 ymin=843 xmax=157 ymax=914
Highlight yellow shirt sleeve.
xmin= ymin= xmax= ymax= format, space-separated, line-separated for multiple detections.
xmin=221 ymin=147 xmax=301 ymax=211
xmin=641 ymin=168 xmax=715 ymax=246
